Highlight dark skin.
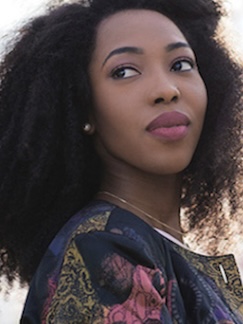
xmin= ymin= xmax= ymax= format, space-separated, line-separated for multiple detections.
xmin=97 ymin=170 xmax=182 ymax=240
xmin=0 ymin=0 xmax=241 ymax=285
xmin=88 ymin=10 xmax=207 ymax=241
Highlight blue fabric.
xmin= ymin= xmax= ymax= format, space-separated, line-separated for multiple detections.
xmin=21 ymin=200 xmax=243 ymax=323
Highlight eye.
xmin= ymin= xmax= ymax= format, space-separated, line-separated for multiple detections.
xmin=171 ymin=59 xmax=195 ymax=72
xmin=111 ymin=66 xmax=140 ymax=79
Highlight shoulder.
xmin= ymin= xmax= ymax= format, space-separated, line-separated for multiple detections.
xmin=35 ymin=200 xmax=161 ymax=279
xmin=21 ymin=201 xmax=165 ymax=322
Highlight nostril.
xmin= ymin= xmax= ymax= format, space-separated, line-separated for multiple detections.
xmin=154 ymin=97 xmax=164 ymax=104
xmin=154 ymin=95 xmax=178 ymax=105
xmin=172 ymin=95 xmax=178 ymax=102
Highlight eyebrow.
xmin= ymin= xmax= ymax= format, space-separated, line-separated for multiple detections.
xmin=102 ymin=42 xmax=191 ymax=66
xmin=102 ymin=46 xmax=144 ymax=66
xmin=165 ymin=42 xmax=191 ymax=52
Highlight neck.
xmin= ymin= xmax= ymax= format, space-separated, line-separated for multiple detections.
xmin=97 ymin=166 xmax=183 ymax=241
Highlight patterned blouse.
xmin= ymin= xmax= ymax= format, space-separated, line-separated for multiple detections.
xmin=21 ymin=200 xmax=243 ymax=323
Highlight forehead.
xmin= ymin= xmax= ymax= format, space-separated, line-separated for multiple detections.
xmin=93 ymin=9 xmax=187 ymax=56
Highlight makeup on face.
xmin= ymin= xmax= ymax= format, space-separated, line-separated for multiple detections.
xmin=89 ymin=9 xmax=207 ymax=176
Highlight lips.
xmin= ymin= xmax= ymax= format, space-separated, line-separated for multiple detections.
xmin=146 ymin=111 xmax=190 ymax=141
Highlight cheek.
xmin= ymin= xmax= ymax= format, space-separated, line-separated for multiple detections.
xmin=199 ymin=77 xmax=208 ymax=109
xmin=199 ymin=88 xmax=208 ymax=129
xmin=92 ymin=87 xmax=136 ymax=132
xmin=92 ymin=97 xmax=128 ymax=151
xmin=193 ymin=80 xmax=208 ymax=127
xmin=91 ymin=92 xmax=142 ymax=163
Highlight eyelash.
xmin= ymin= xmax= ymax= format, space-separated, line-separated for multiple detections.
xmin=110 ymin=57 xmax=196 ymax=79
xmin=171 ymin=58 xmax=196 ymax=72
xmin=111 ymin=65 xmax=140 ymax=79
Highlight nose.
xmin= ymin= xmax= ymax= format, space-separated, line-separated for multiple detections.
xmin=154 ymin=89 xmax=179 ymax=104
xmin=148 ymin=73 xmax=181 ymax=106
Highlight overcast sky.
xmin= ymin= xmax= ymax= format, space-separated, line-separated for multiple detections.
xmin=0 ymin=0 xmax=242 ymax=58
xmin=0 ymin=0 xmax=242 ymax=44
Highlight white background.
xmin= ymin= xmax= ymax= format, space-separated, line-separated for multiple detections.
xmin=0 ymin=0 xmax=242 ymax=323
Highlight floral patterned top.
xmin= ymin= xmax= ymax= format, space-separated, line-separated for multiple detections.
xmin=21 ymin=200 xmax=243 ymax=323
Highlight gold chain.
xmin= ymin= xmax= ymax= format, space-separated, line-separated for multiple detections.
xmin=98 ymin=191 xmax=184 ymax=237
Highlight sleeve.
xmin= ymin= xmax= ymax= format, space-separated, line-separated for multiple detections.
xmin=21 ymin=230 xmax=173 ymax=323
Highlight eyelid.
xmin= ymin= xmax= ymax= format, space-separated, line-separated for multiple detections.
xmin=110 ymin=65 xmax=141 ymax=79
xmin=171 ymin=56 xmax=197 ymax=71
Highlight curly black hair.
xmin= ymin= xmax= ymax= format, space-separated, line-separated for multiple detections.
xmin=0 ymin=0 xmax=242 ymax=283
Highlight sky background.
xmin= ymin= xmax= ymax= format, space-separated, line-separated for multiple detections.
xmin=0 ymin=0 xmax=242 ymax=323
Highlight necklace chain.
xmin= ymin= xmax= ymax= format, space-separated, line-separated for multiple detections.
xmin=98 ymin=191 xmax=184 ymax=237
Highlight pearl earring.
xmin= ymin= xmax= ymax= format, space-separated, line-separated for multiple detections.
xmin=83 ymin=123 xmax=91 ymax=132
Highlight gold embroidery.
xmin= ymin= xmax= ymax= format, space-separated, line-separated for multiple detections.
xmin=45 ymin=210 xmax=243 ymax=322
xmin=46 ymin=212 xmax=110 ymax=323
xmin=175 ymin=244 xmax=243 ymax=317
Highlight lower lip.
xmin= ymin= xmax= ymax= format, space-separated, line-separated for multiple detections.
xmin=148 ymin=125 xmax=188 ymax=141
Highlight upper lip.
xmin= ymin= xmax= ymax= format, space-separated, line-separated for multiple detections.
xmin=146 ymin=111 xmax=190 ymax=131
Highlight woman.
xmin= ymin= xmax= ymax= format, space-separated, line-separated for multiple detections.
xmin=0 ymin=0 xmax=242 ymax=322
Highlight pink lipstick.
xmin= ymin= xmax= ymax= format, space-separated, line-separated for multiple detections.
xmin=146 ymin=111 xmax=190 ymax=141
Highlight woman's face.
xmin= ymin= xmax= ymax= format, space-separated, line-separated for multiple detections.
xmin=89 ymin=9 xmax=207 ymax=176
